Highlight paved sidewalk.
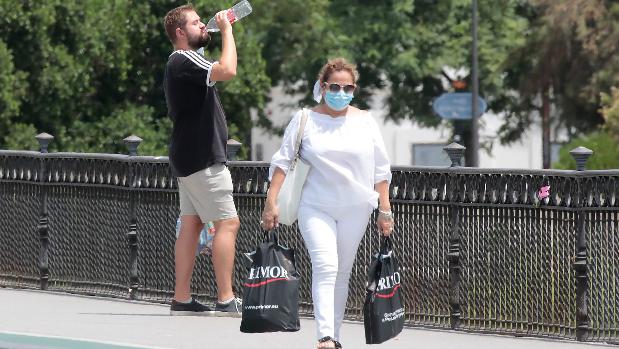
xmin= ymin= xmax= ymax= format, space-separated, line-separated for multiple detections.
xmin=0 ymin=288 xmax=612 ymax=349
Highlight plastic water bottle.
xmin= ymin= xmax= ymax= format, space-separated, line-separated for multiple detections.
xmin=205 ymin=0 xmax=253 ymax=32
xmin=175 ymin=218 xmax=215 ymax=256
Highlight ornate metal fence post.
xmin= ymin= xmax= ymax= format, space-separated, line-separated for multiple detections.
xmin=444 ymin=142 xmax=465 ymax=329
xmin=36 ymin=133 xmax=53 ymax=290
xmin=124 ymin=135 xmax=142 ymax=299
xmin=227 ymin=139 xmax=242 ymax=161
xmin=571 ymin=146 xmax=593 ymax=341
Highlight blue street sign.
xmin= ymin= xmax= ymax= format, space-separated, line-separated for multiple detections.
xmin=432 ymin=92 xmax=487 ymax=120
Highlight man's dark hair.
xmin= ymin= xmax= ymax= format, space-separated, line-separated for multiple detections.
xmin=163 ymin=4 xmax=195 ymax=44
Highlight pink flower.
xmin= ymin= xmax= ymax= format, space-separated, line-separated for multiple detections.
xmin=538 ymin=185 xmax=550 ymax=199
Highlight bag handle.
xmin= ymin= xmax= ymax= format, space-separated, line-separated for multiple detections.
xmin=367 ymin=237 xmax=392 ymax=290
xmin=379 ymin=236 xmax=393 ymax=255
xmin=263 ymin=230 xmax=279 ymax=245
xmin=289 ymin=108 xmax=309 ymax=171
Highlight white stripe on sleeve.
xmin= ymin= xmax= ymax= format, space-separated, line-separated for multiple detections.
xmin=186 ymin=50 xmax=213 ymax=67
xmin=179 ymin=51 xmax=213 ymax=71
xmin=206 ymin=61 xmax=218 ymax=87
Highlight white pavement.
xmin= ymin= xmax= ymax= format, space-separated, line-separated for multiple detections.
xmin=0 ymin=288 xmax=612 ymax=349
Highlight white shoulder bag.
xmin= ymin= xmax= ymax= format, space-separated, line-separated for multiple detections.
xmin=277 ymin=109 xmax=311 ymax=225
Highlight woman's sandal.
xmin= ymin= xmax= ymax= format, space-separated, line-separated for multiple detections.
xmin=318 ymin=336 xmax=337 ymax=349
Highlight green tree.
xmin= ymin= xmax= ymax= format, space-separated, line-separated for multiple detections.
xmin=0 ymin=40 xmax=27 ymax=143
xmin=554 ymin=87 xmax=619 ymax=170
xmin=554 ymin=131 xmax=619 ymax=170
xmin=55 ymin=104 xmax=171 ymax=155
xmin=2 ymin=0 xmax=618 ymax=159
xmin=601 ymin=87 xmax=619 ymax=143
xmin=499 ymin=0 xmax=619 ymax=143
xmin=0 ymin=0 xmax=270 ymax=158
xmin=3 ymin=123 xmax=38 ymax=151
xmin=252 ymin=0 xmax=529 ymax=127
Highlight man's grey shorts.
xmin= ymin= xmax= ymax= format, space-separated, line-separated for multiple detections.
xmin=177 ymin=164 xmax=238 ymax=223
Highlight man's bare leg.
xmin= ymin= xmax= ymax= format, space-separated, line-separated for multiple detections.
xmin=212 ymin=217 xmax=240 ymax=302
xmin=174 ymin=215 xmax=203 ymax=301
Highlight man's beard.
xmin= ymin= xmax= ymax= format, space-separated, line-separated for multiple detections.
xmin=188 ymin=31 xmax=209 ymax=50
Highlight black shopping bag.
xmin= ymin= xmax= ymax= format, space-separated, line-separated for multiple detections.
xmin=363 ymin=237 xmax=405 ymax=344
xmin=240 ymin=231 xmax=301 ymax=333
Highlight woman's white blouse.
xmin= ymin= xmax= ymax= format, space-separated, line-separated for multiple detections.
xmin=269 ymin=109 xmax=392 ymax=209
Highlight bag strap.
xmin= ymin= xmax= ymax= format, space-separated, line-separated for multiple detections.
xmin=263 ymin=230 xmax=279 ymax=245
xmin=289 ymin=108 xmax=309 ymax=171
xmin=380 ymin=236 xmax=393 ymax=255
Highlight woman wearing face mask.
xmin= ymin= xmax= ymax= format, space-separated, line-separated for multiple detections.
xmin=261 ymin=58 xmax=393 ymax=349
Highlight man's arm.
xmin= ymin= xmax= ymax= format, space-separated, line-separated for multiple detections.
xmin=210 ymin=11 xmax=237 ymax=81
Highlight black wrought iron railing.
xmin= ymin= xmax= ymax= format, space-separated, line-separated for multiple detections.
xmin=0 ymin=135 xmax=618 ymax=344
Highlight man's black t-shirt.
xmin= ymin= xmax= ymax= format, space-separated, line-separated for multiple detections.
xmin=164 ymin=50 xmax=228 ymax=177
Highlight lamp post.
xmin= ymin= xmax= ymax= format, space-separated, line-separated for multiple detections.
xmin=470 ymin=0 xmax=480 ymax=167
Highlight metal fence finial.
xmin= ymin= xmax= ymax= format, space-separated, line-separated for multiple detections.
xmin=443 ymin=142 xmax=466 ymax=167
xmin=569 ymin=147 xmax=593 ymax=171
xmin=35 ymin=133 xmax=54 ymax=153
xmin=227 ymin=139 xmax=242 ymax=161
xmin=123 ymin=135 xmax=143 ymax=156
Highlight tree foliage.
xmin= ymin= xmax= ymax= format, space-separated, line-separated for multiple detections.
xmin=0 ymin=0 xmax=617 ymax=158
xmin=499 ymin=0 xmax=619 ymax=142
xmin=554 ymin=131 xmax=619 ymax=170
xmin=253 ymin=0 xmax=529 ymax=128
xmin=554 ymin=87 xmax=619 ymax=170
xmin=0 ymin=0 xmax=270 ymax=156
xmin=601 ymin=87 xmax=619 ymax=143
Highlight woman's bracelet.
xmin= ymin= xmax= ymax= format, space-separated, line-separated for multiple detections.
xmin=378 ymin=209 xmax=393 ymax=220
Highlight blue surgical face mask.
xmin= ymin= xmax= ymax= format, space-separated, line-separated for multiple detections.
xmin=324 ymin=91 xmax=354 ymax=111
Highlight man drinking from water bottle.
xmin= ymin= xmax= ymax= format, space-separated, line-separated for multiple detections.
xmin=163 ymin=4 xmax=241 ymax=316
